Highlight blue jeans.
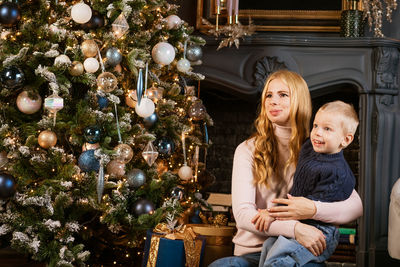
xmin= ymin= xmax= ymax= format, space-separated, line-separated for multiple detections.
xmin=208 ymin=252 xmax=327 ymax=267
xmin=259 ymin=224 xmax=339 ymax=267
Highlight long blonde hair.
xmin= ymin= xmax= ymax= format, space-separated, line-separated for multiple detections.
xmin=252 ymin=70 xmax=312 ymax=188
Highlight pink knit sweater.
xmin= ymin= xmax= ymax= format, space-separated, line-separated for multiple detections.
xmin=231 ymin=124 xmax=363 ymax=256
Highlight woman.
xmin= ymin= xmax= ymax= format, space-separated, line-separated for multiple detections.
xmin=209 ymin=70 xmax=363 ymax=267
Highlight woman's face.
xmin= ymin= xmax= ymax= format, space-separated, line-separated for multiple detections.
xmin=264 ymin=78 xmax=291 ymax=127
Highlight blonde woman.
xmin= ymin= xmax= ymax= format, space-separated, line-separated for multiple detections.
xmin=209 ymin=70 xmax=363 ymax=267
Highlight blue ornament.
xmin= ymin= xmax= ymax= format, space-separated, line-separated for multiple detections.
xmin=84 ymin=125 xmax=102 ymax=144
xmin=96 ymin=95 xmax=108 ymax=109
xmin=132 ymin=199 xmax=155 ymax=217
xmin=78 ymin=150 xmax=100 ymax=172
xmin=1 ymin=66 xmax=25 ymax=89
xmin=0 ymin=2 xmax=21 ymax=27
xmin=155 ymin=136 xmax=175 ymax=158
xmin=171 ymin=186 xmax=184 ymax=200
xmin=0 ymin=172 xmax=16 ymax=199
xmin=143 ymin=112 xmax=158 ymax=128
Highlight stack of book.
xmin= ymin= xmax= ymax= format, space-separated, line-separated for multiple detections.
xmin=329 ymin=227 xmax=357 ymax=263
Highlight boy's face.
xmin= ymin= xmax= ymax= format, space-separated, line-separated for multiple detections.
xmin=310 ymin=110 xmax=348 ymax=154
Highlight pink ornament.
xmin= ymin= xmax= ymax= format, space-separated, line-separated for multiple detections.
xmin=106 ymin=159 xmax=125 ymax=177
xmin=16 ymin=91 xmax=42 ymax=114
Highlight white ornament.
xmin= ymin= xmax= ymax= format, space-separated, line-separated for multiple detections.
xmin=176 ymin=58 xmax=190 ymax=73
xmin=135 ymin=98 xmax=155 ymax=118
xmin=165 ymin=15 xmax=182 ymax=30
xmin=71 ymin=2 xmax=92 ymax=24
xmin=83 ymin=58 xmax=99 ymax=73
xmin=112 ymin=13 xmax=129 ymax=39
xmin=54 ymin=55 xmax=71 ymax=67
xmin=152 ymin=42 xmax=175 ymax=65
xmin=178 ymin=165 xmax=193 ymax=180
xmin=16 ymin=91 xmax=42 ymax=114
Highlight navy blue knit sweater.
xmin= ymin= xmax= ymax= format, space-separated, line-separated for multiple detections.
xmin=290 ymin=139 xmax=355 ymax=202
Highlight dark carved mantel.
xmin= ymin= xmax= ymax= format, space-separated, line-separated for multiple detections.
xmin=195 ymin=35 xmax=400 ymax=267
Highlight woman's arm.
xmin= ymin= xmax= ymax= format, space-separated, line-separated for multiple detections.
xmin=269 ymin=190 xmax=363 ymax=224
xmin=232 ymin=142 xmax=297 ymax=238
xmin=313 ymin=189 xmax=363 ymax=224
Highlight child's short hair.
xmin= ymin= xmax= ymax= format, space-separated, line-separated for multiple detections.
xmin=319 ymin=100 xmax=359 ymax=135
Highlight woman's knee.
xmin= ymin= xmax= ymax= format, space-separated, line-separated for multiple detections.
xmin=208 ymin=256 xmax=253 ymax=267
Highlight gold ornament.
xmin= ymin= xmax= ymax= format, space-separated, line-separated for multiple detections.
xmin=114 ymin=144 xmax=133 ymax=164
xmin=81 ymin=40 xmax=98 ymax=58
xmin=69 ymin=61 xmax=84 ymax=76
xmin=82 ymin=142 xmax=100 ymax=151
xmin=38 ymin=130 xmax=57 ymax=149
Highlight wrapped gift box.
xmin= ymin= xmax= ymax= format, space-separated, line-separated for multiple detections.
xmin=142 ymin=229 xmax=206 ymax=267
xmin=188 ymin=224 xmax=235 ymax=267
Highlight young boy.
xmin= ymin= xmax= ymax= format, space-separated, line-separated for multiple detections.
xmin=254 ymin=100 xmax=359 ymax=267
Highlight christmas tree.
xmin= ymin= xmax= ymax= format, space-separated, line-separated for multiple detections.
xmin=0 ymin=0 xmax=211 ymax=266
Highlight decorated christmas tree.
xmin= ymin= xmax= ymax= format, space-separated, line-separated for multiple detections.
xmin=0 ymin=0 xmax=211 ymax=266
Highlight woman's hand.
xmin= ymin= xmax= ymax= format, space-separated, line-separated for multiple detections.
xmin=268 ymin=194 xmax=316 ymax=220
xmin=251 ymin=209 xmax=275 ymax=232
xmin=294 ymin=222 xmax=326 ymax=256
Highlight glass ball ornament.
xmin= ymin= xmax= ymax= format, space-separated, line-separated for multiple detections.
xmin=81 ymin=39 xmax=98 ymax=58
xmin=83 ymin=125 xmax=102 ymax=144
xmin=171 ymin=186 xmax=185 ymax=200
xmin=151 ymin=42 xmax=175 ymax=65
xmin=82 ymin=142 xmax=100 ymax=152
xmin=114 ymin=143 xmax=133 ymax=164
xmin=0 ymin=172 xmax=16 ymax=199
xmin=165 ymin=14 xmax=181 ymax=29
xmin=126 ymin=168 xmax=146 ymax=188
xmin=106 ymin=159 xmax=125 ymax=177
xmin=178 ymin=165 xmax=193 ymax=180
xmin=186 ymin=45 xmax=203 ymax=62
xmin=71 ymin=2 xmax=92 ymax=24
xmin=176 ymin=58 xmax=190 ymax=73
xmin=78 ymin=149 xmax=100 ymax=172
xmin=97 ymin=72 xmax=118 ymax=93
xmin=81 ymin=10 xmax=104 ymax=31
xmin=132 ymin=199 xmax=155 ymax=217
xmin=69 ymin=61 xmax=84 ymax=76
xmin=1 ymin=66 xmax=25 ymax=89
xmin=44 ymin=94 xmax=63 ymax=113
xmin=155 ymin=136 xmax=175 ymax=158
xmin=188 ymin=100 xmax=207 ymax=121
xmin=143 ymin=112 xmax=158 ymax=129
xmin=83 ymin=57 xmax=99 ymax=73
xmin=54 ymin=54 xmax=71 ymax=67
xmin=0 ymin=151 xmax=8 ymax=168
xmin=105 ymin=47 xmax=122 ymax=67
xmin=135 ymin=98 xmax=155 ymax=118
xmin=16 ymin=91 xmax=42 ymax=114
xmin=38 ymin=130 xmax=57 ymax=149
xmin=0 ymin=2 xmax=21 ymax=27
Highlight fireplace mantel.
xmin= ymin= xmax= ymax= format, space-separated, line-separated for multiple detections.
xmin=195 ymin=34 xmax=400 ymax=267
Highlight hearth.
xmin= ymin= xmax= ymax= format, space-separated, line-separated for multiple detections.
xmin=195 ymin=35 xmax=400 ymax=267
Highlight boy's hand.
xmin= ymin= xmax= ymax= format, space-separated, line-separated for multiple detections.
xmin=251 ymin=209 xmax=275 ymax=232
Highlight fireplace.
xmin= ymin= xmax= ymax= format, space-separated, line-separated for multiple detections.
xmin=195 ymin=35 xmax=400 ymax=267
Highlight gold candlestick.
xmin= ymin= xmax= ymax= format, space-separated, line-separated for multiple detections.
xmin=216 ymin=6 xmax=220 ymax=31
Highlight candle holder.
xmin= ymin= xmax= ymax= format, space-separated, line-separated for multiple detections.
xmin=340 ymin=0 xmax=365 ymax=37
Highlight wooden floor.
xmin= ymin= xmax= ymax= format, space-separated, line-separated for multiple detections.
xmin=0 ymin=248 xmax=45 ymax=267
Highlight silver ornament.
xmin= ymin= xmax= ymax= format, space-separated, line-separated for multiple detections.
xmin=126 ymin=168 xmax=146 ymax=188
xmin=105 ymin=47 xmax=122 ymax=67
xmin=186 ymin=45 xmax=203 ymax=62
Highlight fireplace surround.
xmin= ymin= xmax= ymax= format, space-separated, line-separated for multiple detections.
xmin=195 ymin=35 xmax=400 ymax=267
